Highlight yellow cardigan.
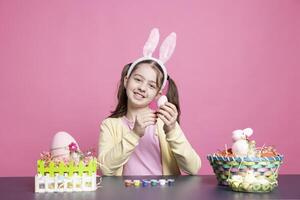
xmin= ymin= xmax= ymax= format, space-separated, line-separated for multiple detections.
xmin=98 ymin=117 xmax=201 ymax=176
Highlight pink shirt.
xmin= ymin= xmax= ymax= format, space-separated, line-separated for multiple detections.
xmin=122 ymin=116 xmax=162 ymax=176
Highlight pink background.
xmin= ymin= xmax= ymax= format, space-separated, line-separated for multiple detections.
xmin=0 ymin=0 xmax=299 ymax=176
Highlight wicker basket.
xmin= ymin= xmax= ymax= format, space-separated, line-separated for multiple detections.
xmin=207 ymin=154 xmax=284 ymax=186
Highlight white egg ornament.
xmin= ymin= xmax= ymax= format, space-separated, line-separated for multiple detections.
xmin=50 ymin=131 xmax=79 ymax=161
xmin=157 ymin=95 xmax=168 ymax=108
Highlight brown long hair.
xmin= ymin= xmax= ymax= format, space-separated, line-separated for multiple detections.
xmin=109 ymin=60 xmax=181 ymax=123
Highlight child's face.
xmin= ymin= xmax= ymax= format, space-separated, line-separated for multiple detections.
xmin=124 ymin=63 xmax=161 ymax=108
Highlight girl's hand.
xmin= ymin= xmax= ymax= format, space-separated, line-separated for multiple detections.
xmin=157 ymin=102 xmax=178 ymax=133
xmin=132 ymin=110 xmax=157 ymax=137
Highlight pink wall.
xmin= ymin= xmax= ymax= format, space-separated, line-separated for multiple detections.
xmin=0 ymin=0 xmax=299 ymax=176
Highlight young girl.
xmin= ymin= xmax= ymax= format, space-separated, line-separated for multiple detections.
xmin=98 ymin=28 xmax=201 ymax=176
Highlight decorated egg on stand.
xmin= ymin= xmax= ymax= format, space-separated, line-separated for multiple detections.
xmin=50 ymin=131 xmax=79 ymax=162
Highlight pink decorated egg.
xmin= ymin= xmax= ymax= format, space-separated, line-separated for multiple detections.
xmin=157 ymin=95 xmax=168 ymax=108
xmin=50 ymin=131 xmax=79 ymax=160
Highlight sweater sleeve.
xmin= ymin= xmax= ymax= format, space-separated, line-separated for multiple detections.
xmin=98 ymin=119 xmax=140 ymax=176
xmin=165 ymin=122 xmax=201 ymax=175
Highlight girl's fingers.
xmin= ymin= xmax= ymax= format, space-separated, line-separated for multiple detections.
xmin=142 ymin=116 xmax=157 ymax=124
xmin=160 ymin=105 xmax=173 ymax=114
xmin=157 ymin=113 xmax=168 ymax=124
xmin=143 ymin=113 xmax=157 ymax=119
xmin=136 ymin=114 xmax=157 ymax=128
xmin=158 ymin=103 xmax=178 ymax=122
xmin=157 ymin=108 xmax=172 ymax=121
xmin=164 ymin=102 xmax=178 ymax=114
xmin=138 ymin=120 xmax=156 ymax=129
xmin=143 ymin=121 xmax=156 ymax=127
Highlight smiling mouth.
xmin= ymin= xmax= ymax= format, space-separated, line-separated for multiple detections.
xmin=133 ymin=91 xmax=145 ymax=99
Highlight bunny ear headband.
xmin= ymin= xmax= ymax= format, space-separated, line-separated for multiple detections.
xmin=126 ymin=28 xmax=177 ymax=91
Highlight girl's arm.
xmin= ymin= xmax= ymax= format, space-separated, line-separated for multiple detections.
xmin=98 ymin=119 xmax=140 ymax=176
xmin=165 ymin=122 xmax=201 ymax=175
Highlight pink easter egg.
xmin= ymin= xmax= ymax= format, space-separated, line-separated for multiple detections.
xmin=50 ymin=131 xmax=79 ymax=160
xmin=157 ymin=95 xmax=168 ymax=108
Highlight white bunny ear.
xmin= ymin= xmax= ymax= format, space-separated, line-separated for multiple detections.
xmin=232 ymin=129 xmax=244 ymax=141
xmin=243 ymin=128 xmax=253 ymax=137
xmin=159 ymin=32 xmax=176 ymax=64
xmin=143 ymin=28 xmax=160 ymax=57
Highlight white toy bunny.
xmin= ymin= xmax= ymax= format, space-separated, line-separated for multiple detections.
xmin=232 ymin=128 xmax=253 ymax=157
